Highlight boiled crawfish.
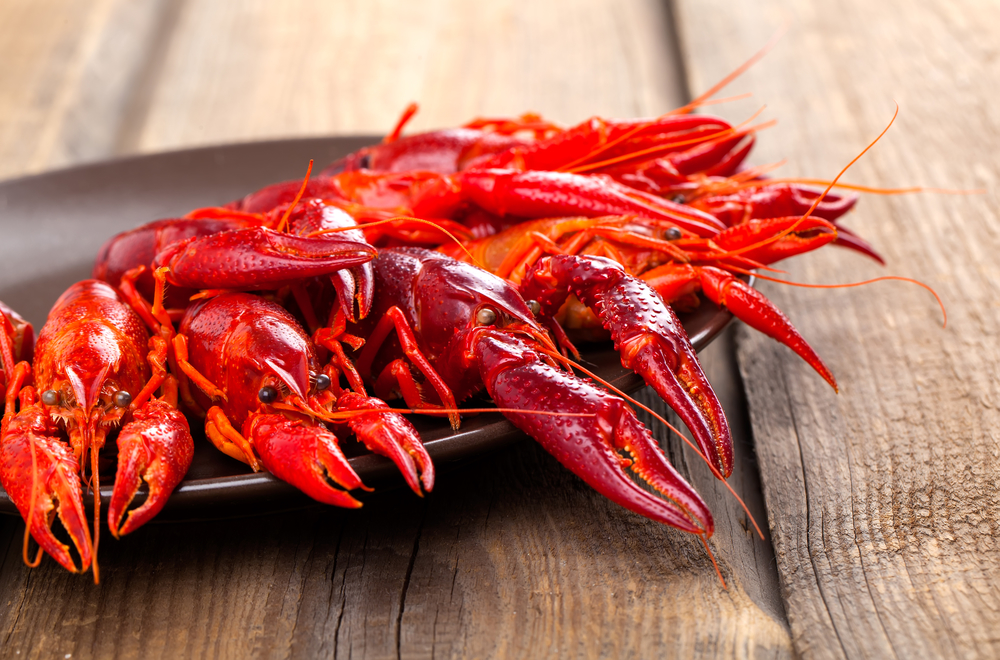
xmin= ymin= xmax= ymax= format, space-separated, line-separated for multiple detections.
xmin=0 ymin=280 xmax=193 ymax=576
xmin=158 ymin=281 xmax=433 ymax=506
xmin=440 ymin=212 xmax=842 ymax=390
xmin=325 ymin=247 xmax=716 ymax=532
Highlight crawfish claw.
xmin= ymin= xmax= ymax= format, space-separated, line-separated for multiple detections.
xmin=0 ymin=405 xmax=93 ymax=572
xmin=476 ymin=331 xmax=713 ymax=535
xmin=337 ymin=392 xmax=434 ymax=495
xmin=108 ymin=400 xmax=194 ymax=537
xmin=520 ymin=254 xmax=734 ymax=479
xmin=153 ymin=226 xmax=377 ymax=291
xmin=249 ymin=414 xmax=366 ymax=508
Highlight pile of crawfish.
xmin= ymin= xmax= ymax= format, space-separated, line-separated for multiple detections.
xmin=0 ymin=102 xmax=881 ymax=580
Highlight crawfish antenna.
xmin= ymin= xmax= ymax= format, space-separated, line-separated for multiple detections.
xmin=734 ymin=269 xmax=947 ymax=328
xmin=385 ymin=103 xmax=419 ymax=144
xmin=276 ymin=160 xmax=315 ymax=233
xmin=710 ymin=103 xmax=901 ymax=264
xmin=674 ymin=23 xmax=788 ymax=115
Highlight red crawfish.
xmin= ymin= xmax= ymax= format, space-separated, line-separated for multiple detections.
xmin=159 ymin=284 xmax=433 ymax=507
xmin=226 ymin=111 xmax=740 ymax=242
xmin=0 ymin=281 xmax=193 ymax=577
xmin=329 ymin=247 xmax=715 ymax=533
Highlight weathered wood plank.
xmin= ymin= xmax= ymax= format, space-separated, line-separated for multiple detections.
xmin=0 ymin=1 xmax=794 ymax=657
xmin=0 ymin=427 xmax=791 ymax=659
xmin=675 ymin=0 xmax=1000 ymax=657
xmin=0 ymin=0 xmax=174 ymax=179
xmin=123 ymin=0 xmax=688 ymax=152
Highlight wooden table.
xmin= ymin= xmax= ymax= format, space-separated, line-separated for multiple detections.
xmin=0 ymin=1 xmax=997 ymax=657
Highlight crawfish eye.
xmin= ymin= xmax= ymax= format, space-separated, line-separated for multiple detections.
xmin=665 ymin=227 xmax=682 ymax=241
xmin=258 ymin=386 xmax=279 ymax=403
xmin=476 ymin=307 xmax=498 ymax=326
xmin=41 ymin=389 xmax=60 ymax=406
xmin=315 ymin=374 xmax=332 ymax=391
xmin=114 ymin=391 xmax=132 ymax=408
xmin=358 ymin=153 xmax=372 ymax=169
xmin=671 ymin=194 xmax=686 ymax=204
xmin=526 ymin=300 xmax=541 ymax=316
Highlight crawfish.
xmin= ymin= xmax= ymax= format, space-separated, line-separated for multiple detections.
xmin=158 ymin=279 xmax=433 ymax=507
xmin=323 ymin=104 xmax=752 ymax=185
xmin=0 ymin=280 xmax=193 ymax=576
xmin=327 ymin=247 xmax=716 ymax=531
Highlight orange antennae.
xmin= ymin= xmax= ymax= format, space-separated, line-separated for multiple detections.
xmin=384 ymin=103 xmax=419 ymax=144
xmin=276 ymin=160 xmax=314 ymax=233
xmin=673 ymin=23 xmax=787 ymax=114
xmin=24 ymin=411 xmax=42 ymax=568
xmin=710 ymin=103 xmax=900 ymax=263
xmin=731 ymin=268 xmax=947 ymax=327
xmin=537 ymin=347 xmax=765 ymax=541
xmin=313 ymin=406 xmax=596 ymax=422
xmin=717 ymin=177 xmax=983 ymax=197
xmin=697 ymin=92 xmax=754 ymax=107
xmin=91 ymin=441 xmax=100 ymax=584
xmin=313 ymin=215 xmax=486 ymax=270
xmin=700 ymin=533 xmax=728 ymax=589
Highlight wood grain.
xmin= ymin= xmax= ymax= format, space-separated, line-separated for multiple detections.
xmin=0 ymin=1 xmax=792 ymax=658
xmin=0 ymin=0 xmax=174 ymax=179
xmin=675 ymin=0 xmax=1000 ymax=657
xmin=123 ymin=0 xmax=688 ymax=154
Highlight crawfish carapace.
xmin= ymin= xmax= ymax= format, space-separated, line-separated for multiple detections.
xmin=0 ymin=280 xmax=193 ymax=575
xmin=173 ymin=292 xmax=431 ymax=507
xmin=345 ymin=247 xmax=713 ymax=534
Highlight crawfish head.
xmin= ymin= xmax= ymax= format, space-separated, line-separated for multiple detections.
xmin=33 ymin=281 xmax=150 ymax=463
xmin=357 ymin=247 xmax=556 ymax=405
xmin=180 ymin=293 xmax=329 ymax=424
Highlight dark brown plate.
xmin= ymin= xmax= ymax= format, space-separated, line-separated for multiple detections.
xmin=0 ymin=137 xmax=734 ymax=520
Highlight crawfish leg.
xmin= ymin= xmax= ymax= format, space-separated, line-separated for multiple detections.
xmin=356 ymin=306 xmax=460 ymax=429
xmin=204 ymin=406 xmax=261 ymax=470
xmin=172 ymin=333 xmax=227 ymax=412
xmin=521 ymin=254 xmax=734 ymax=479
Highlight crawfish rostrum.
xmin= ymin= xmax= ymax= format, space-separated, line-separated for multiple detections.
xmin=0 ymin=104 xmax=881 ymax=579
